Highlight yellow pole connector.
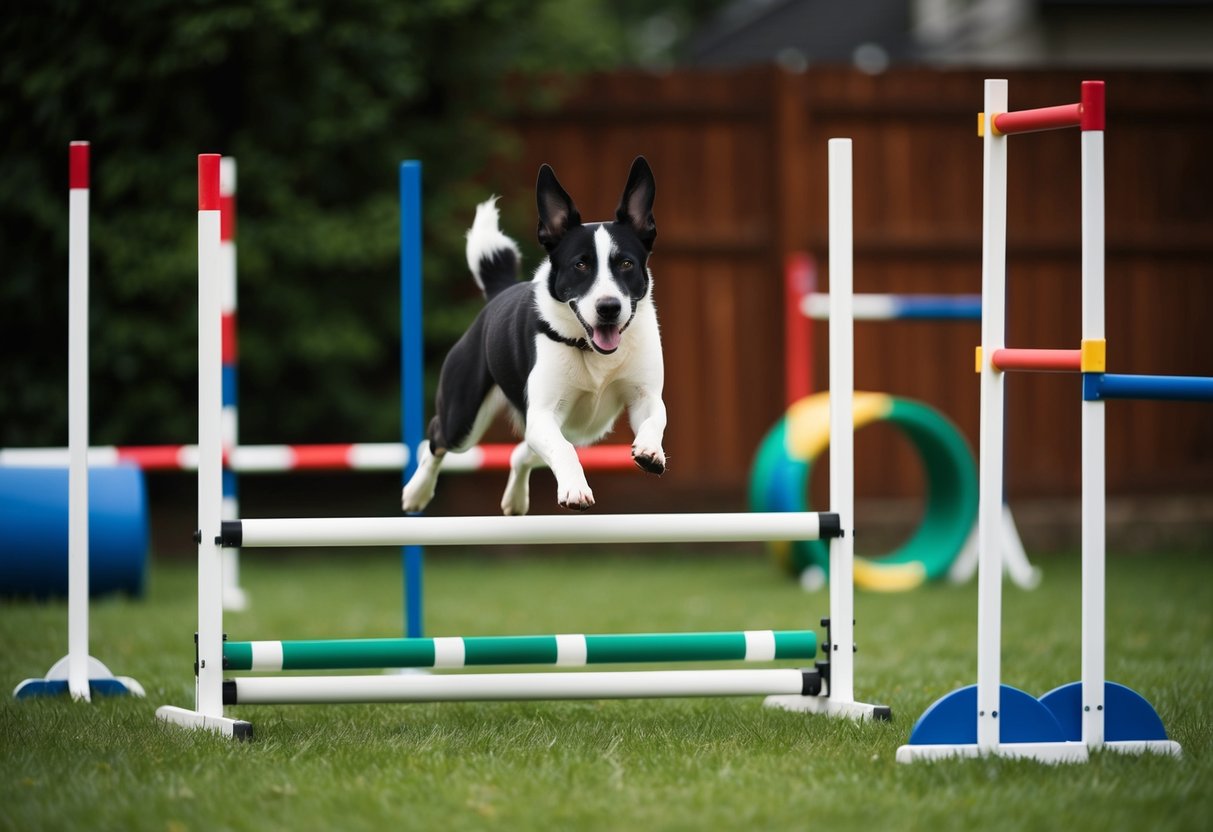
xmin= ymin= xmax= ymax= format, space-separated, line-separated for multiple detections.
xmin=1081 ymin=339 xmax=1107 ymax=373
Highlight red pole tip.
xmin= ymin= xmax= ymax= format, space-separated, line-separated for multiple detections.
xmin=69 ymin=142 xmax=89 ymax=190
xmin=198 ymin=154 xmax=221 ymax=211
xmin=1080 ymin=81 xmax=1105 ymax=132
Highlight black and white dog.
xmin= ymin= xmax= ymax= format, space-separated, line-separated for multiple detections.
xmin=401 ymin=157 xmax=666 ymax=515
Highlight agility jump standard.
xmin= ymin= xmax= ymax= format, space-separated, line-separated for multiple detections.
xmin=157 ymin=140 xmax=888 ymax=737
xmin=898 ymin=79 xmax=1190 ymax=764
xmin=14 ymin=143 xmax=144 ymax=701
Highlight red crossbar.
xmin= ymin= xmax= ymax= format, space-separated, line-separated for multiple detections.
xmin=991 ymin=348 xmax=1082 ymax=373
xmin=993 ymin=103 xmax=1082 ymax=136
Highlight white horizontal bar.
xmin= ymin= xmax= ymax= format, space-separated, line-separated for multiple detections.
xmin=229 ymin=512 xmax=837 ymax=548
xmin=0 ymin=447 xmax=120 ymax=466
xmin=229 ymin=668 xmax=811 ymax=704
xmin=229 ymin=445 xmax=294 ymax=471
xmin=346 ymin=443 xmax=410 ymax=470
xmin=804 ymin=293 xmax=898 ymax=320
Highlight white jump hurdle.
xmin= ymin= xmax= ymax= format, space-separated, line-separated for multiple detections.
xmin=158 ymin=141 xmax=887 ymax=739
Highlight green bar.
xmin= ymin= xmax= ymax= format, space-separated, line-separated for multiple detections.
xmin=282 ymin=639 xmax=437 ymax=670
xmin=223 ymin=630 xmax=817 ymax=671
xmin=587 ymin=632 xmax=748 ymax=663
xmin=224 ymin=641 xmax=253 ymax=670
xmin=773 ymin=631 xmax=817 ymax=659
xmin=463 ymin=636 xmax=559 ymax=666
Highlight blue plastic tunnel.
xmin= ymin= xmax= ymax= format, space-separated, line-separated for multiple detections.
xmin=0 ymin=465 xmax=148 ymax=598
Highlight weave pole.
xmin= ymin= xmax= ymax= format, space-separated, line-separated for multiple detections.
xmin=14 ymin=143 xmax=143 ymax=701
xmin=224 ymin=630 xmax=817 ymax=671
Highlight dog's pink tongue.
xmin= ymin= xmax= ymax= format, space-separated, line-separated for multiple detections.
xmin=593 ymin=325 xmax=622 ymax=352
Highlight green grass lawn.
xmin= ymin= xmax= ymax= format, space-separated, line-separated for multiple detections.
xmin=2 ymin=549 xmax=1210 ymax=831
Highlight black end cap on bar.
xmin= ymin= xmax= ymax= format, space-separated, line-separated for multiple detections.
xmin=818 ymin=512 xmax=842 ymax=539
xmin=222 ymin=679 xmax=238 ymax=705
xmin=872 ymin=705 xmax=893 ymax=722
xmin=800 ymin=668 xmax=823 ymax=696
xmin=233 ymin=720 xmax=254 ymax=741
xmin=219 ymin=521 xmax=243 ymax=548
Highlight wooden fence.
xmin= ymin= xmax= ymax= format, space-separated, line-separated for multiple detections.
xmin=473 ymin=66 xmax=1212 ymax=511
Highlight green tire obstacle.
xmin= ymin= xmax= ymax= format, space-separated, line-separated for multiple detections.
xmin=749 ymin=392 xmax=977 ymax=592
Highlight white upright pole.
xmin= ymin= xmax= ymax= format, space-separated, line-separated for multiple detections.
xmin=67 ymin=141 xmax=91 ymax=702
xmin=1080 ymin=83 xmax=1106 ymax=748
xmin=977 ymin=79 xmax=1009 ymax=751
xmin=196 ymin=155 xmax=225 ymax=718
xmin=827 ymin=138 xmax=855 ymax=704
xmin=156 ymin=155 xmax=249 ymax=736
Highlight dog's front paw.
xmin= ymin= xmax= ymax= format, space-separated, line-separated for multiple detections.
xmin=557 ymin=484 xmax=595 ymax=512
xmin=401 ymin=482 xmax=435 ymax=513
xmin=632 ymin=445 xmax=666 ymax=476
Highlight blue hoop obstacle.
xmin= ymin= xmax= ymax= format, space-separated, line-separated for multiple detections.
xmin=0 ymin=463 xmax=148 ymax=599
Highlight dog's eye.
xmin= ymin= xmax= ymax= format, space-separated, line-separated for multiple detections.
xmin=619 ymin=259 xmax=634 ymax=270
xmin=574 ymin=260 xmax=589 ymax=272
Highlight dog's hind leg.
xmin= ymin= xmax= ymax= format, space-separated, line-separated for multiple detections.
xmin=401 ymin=439 xmax=446 ymax=513
xmin=500 ymin=441 xmax=539 ymax=516
xmin=402 ymin=356 xmax=502 ymax=513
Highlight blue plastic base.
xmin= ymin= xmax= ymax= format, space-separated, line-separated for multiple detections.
xmin=907 ymin=684 xmax=1067 ymax=745
xmin=14 ymin=678 xmax=140 ymax=700
xmin=1038 ymin=680 xmax=1171 ymax=742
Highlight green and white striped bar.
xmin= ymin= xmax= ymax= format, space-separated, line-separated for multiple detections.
xmin=219 ymin=512 xmax=841 ymax=548
xmin=223 ymin=668 xmax=822 ymax=705
xmin=223 ymin=630 xmax=818 ymax=671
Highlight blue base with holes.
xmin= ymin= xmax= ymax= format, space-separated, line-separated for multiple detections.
xmin=1038 ymin=680 xmax=1171 ymax=742
xmin=906 ymin=683 xmax=1068 ymax=745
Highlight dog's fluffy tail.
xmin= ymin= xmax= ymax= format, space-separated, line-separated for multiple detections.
xmin=466 ymin=198 xmax=521 ymax=301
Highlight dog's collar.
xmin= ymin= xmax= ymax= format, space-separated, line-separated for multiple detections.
xmin=537 ymin=318 xmax=591 ymax=351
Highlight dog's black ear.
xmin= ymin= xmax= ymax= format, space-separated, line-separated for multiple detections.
xmin=536 ymin=164 xmax=581 ymax=251
xmin=615 ymin=156 xmax=656 ymax=250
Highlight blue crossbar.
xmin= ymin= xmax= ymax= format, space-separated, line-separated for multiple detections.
xmin=1084 ymin=373 xmax=1213 ymax=403
xmin=894 ymin=296 xmax=982 ymax=321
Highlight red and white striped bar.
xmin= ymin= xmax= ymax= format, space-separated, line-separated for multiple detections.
xmin=225 ymin=668 xmax=819 ymax=705
xmin=220 ymin=511 xmax=842 ymax=549
xmin=0 ymin=442 xmax=637 ymax=473
xmin=991 ymin=348 xmax=1082 ymax=373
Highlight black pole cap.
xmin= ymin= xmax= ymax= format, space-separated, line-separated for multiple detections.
xmin=219 ymin=521 xmax=243 ymax=547
xmin=818 ymin=512 xmax=842 ymax=539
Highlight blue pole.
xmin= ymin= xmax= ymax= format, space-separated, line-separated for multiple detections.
xmin=400 ymin=161 xmax=424 ymax=639
xmin=1085 ymin=372 xmax=1213 ymax=403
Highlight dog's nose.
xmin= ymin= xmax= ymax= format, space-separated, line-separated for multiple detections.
xmin=596 ymin=297 xmax=622 ymax=323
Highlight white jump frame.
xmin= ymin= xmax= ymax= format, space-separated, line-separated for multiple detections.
xmin=157 ymin=141 xmax=887 ymax=738
xmin=896 ymin=79 xmax=1181 ymax=764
